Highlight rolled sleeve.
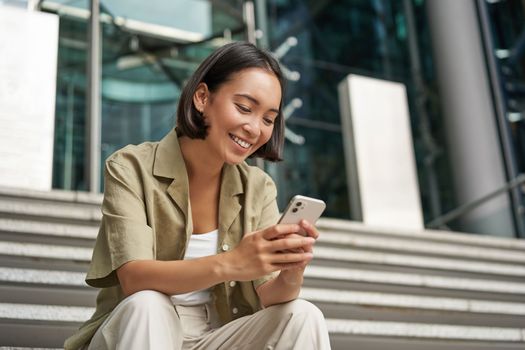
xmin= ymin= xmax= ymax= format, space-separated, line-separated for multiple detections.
xmin=86 ymin=159 xmax=154 ymax=288
xmin=253 ymin=174 xmax=281 ymax=289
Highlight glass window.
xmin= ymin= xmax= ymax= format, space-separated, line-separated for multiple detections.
xmin=46 ymin=0 xmax=247 ymax=191
xmin=264 ymin=0 xmax=455 ymax=221
xmin=483 ymin=0 xmax=525 ymax=235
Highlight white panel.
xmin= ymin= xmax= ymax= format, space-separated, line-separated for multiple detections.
xmin=338 ymin=74 xmax=423 ymax=230
xmin=0 ymin=6 xmax=59 ymax=190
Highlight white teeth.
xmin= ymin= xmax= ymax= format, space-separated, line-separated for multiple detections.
xmin=230 ymin=134 xmax=252 ymax=149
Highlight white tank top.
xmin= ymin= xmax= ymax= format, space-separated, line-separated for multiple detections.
xmin=170 ymin=229 xmax=219 ymax=306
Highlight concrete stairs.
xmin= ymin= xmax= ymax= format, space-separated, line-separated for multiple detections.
xmin=0 ymin=186 xmax=524 ymax=349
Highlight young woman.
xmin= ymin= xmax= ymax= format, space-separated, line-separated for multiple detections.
xmin=65 ymin=41 xmax=331 ymax=350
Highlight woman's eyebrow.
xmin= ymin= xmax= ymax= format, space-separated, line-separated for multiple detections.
xmin=234 ymin=93 xmax=280 ymax=114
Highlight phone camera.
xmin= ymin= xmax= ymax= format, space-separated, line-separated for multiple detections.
xmin=292 ymin=208 xmax=299 ymax=213
xmin=296 ymin=202 xmax=302 ymax=207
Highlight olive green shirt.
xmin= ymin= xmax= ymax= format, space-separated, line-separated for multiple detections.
xmin=64 ymin=129 xmax=280 ymax=349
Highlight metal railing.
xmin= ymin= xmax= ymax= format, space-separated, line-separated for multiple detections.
xmin=427 ymin=174 xmax=525 ymax=230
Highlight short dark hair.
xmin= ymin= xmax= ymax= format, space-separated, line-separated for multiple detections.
xmin=176 ymin=41 xmax=285 ymax=162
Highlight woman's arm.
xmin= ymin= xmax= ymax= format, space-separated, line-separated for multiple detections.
xmin=117 ymin=223 xmax=314 ymax=297
xmin=256 ymin=220 xmax=318 ymax=307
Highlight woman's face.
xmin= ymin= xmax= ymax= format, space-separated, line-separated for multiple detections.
xmin=197 ymin=68 xmax=282 ymax=165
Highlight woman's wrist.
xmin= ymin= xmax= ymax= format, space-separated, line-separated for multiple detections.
xmin=213 ymin=251 xmax=234 ymax=282
xmin=278 ymin=268 xmax=305 ymax=286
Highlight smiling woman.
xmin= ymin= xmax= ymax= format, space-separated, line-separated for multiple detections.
xmin=176 ymin=42 xmax=286 ymax=162
xmin=183 ymin=68 xmax=281 ymax=166
xmin=64 ymin=42 xmax=331 ymax=350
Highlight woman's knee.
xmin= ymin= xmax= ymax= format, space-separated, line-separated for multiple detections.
xmin=268 ymin=299 xmax=325 ymax=320
xmin=122 ymin=290 xmax=175 ymax=317
xmin=90 ymin=291 xmax=181 ymax=349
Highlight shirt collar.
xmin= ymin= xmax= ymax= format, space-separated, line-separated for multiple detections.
xmin=153 ymin=128 xmax=244 ymax=197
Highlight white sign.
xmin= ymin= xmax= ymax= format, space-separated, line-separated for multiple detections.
xmin=0 ymin=6 xmax=59 ymax=191
xmin=338 ymin=74 xmax=424 ymax=230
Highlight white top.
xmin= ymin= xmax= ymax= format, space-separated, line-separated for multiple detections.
xmin=170 ymin=229 xmax=219 ymax=306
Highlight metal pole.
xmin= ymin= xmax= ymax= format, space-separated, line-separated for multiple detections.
xmin=86 ymin=0 xmax=101 ymax=192
xmin=403 ymin=0 xmax=442 ymax=220
xmin=243 ymin=1 xmax=256 ymax=45
xmin=254 ymin=0 xmax=269 ymax=49
xmin=425 ymin=0 xmax=515 ymax=236
xmin=243 ymin=0 xmax=265 ymax=170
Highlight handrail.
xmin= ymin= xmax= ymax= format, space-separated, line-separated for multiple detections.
xmin=426 ymin=174 xmax=525 ymax=229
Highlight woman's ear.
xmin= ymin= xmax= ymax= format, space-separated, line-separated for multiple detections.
xmin=192 ymin=83 xmax=209 ymax=113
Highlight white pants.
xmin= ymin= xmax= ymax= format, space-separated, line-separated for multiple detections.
xmin=87 ymin=290 xmax=331 ymax=350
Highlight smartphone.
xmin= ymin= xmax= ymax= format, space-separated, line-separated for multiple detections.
xmin=278 ymin=195 xmax=326 ymax=235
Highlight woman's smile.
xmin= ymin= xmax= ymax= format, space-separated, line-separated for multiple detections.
xmin=229 ymin=133 xmax=253 ymax=150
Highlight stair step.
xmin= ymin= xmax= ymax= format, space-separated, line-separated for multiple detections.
xmin=0 ymin=242 xmax=92 ymax=261
xmin=315 ymin=246 xmax=525 ymax=277
xmin=0 ymin=284 xmax=97 ymax=307
xmin=305 ymin=265 xmax=525 ymax=295
xmin=318 ymin=231 xmax=525 ymax=264
xmin=0 ymin=200 xmax=101 ymax=223
xmin=0 ymin=323 xmax=80 ymax=348
xmin=0 ymin=186 xmax=102 ymax=205
xmin=0 ymin=267 xmax=85 ymax=286
xmin=326 ymin=319 xmax=525 ymax=342
xmin=0 ymin=303 xmax=93 ymax=322
xmin=0 ymin=218 xmax=97 ymax=240
xmin=329 ymin=334 xmax=525 ymax=350
xmin=318 ymin=218 xmax=525 ymax=250
xmin=300 ymin=287 xmax=525 ymax=315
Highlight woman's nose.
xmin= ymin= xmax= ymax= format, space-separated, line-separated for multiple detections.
xmin=242 ymin=118 xmax=261 ymax=138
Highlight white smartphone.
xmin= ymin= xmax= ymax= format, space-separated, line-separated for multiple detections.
xmin=278 ymin=195 xmax=326 ymax=235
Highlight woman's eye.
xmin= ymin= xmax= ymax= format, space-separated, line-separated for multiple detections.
xmin=236 ymin=104 xmax=251 ymax=113
xmin=263 ymin=118 xmax=274 ymax=126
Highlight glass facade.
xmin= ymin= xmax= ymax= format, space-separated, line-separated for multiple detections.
xmin=263 ymin=0 xmax=455 ymax=222
xmin=52 ymin=14 xmax=88 ymax=190
xmin=482 ymin=0 xmax=525 ymax=233
xmin=47 ymin=0 xmax=247 ymax=191
xmin=36 ymin=0 xmax=524 ymax=237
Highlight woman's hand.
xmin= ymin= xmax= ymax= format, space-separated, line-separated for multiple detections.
xmin=255 ymin=220 xmax=319 ymax=306
xmin=220 ymin=223 xmax=315 ymax=282
xmin=277 ymin=220 xmax=319 ymax=284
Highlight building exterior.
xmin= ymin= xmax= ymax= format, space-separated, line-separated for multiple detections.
xmin=1 ymin=0 xmax=524 ymax=238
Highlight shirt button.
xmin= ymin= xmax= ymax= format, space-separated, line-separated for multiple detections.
xmin=232 ymin=307 xmax=238 ymax=314
xmin=221 ymin=243 xmax=230 ymax=251
xmin=229 ymin=281 xmax=236 ymax=287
